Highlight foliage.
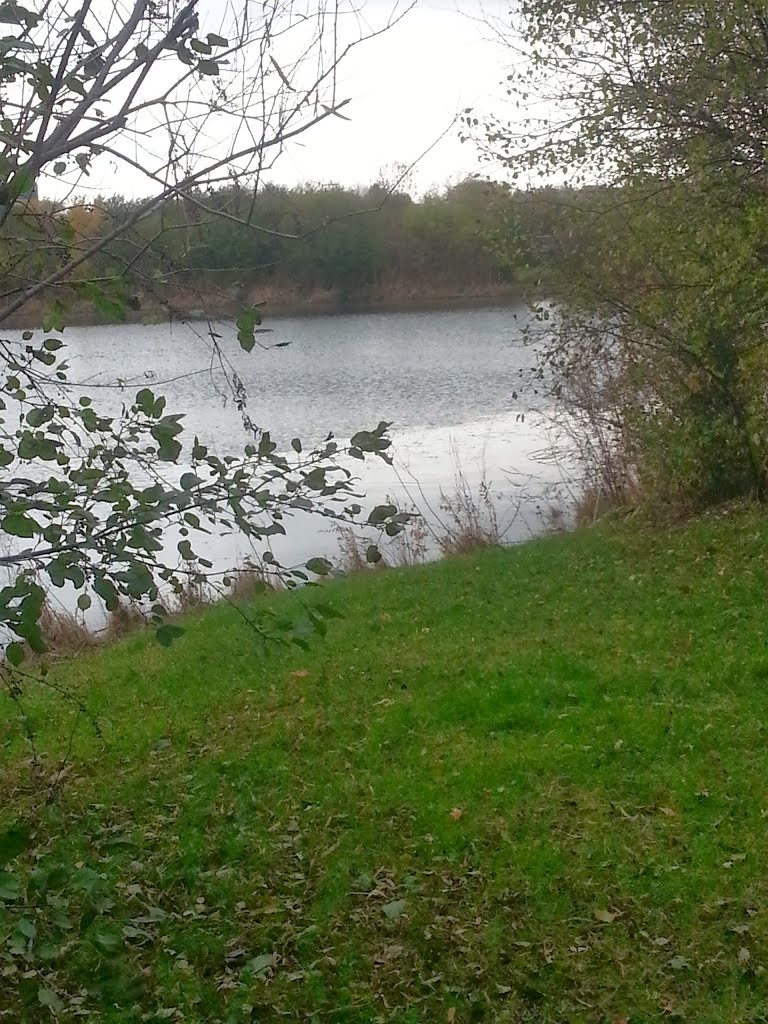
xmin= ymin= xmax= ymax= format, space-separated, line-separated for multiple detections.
xmin=0 ymin=0 xmax=416 ymax=683
xmin=479 ymin=1 xmax=768 ymax=512
xmin=3 ymin=507 xmax=768 ymax=1020
xmin=1 ymin=179 xmax=528 ymax=316
xmin=0 ymin=333 xmax=404 ymax=661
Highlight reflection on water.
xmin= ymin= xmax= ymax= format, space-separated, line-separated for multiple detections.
xmin=8 ymin=304 xmax=560 ymax=580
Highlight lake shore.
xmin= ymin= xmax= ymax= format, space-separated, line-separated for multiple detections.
xmin=1 ymin=282 xmax=543 ymax=330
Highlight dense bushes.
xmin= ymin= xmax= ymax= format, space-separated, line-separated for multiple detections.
xmin=482 ymin=1 xmax=768 ymax=515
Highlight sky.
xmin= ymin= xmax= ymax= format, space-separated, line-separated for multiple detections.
xmin=270 ymin=1 xmax=514 ymax=194
xmin=33 ymin=0 xmax=516 ymax=202
xmin=22 ymin=0 xmax=518 ymax=207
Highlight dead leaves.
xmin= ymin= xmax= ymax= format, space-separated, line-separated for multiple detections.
xmin=594 ymin=908 xmax=620 ymax=924
xmin=669 ymin=954 xmax=690 ymax=971
xmin=382 ymin=898 xmax=407 ymax=921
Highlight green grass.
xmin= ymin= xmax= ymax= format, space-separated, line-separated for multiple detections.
xmin=3 ymin=508 xmax=768 ymax=1022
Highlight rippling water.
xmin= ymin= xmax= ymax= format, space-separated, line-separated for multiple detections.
xmin=10 ymin=304 xmax=560 ymax=582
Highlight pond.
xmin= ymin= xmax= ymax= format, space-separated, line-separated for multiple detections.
xmin=8 ymin=303 xmax=564 ymax=596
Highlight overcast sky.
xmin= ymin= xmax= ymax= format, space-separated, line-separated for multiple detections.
xmin=37 ymin=0 xmax=515 ymax=202
xmin=271 ymin=1 xmax=512 ymax=193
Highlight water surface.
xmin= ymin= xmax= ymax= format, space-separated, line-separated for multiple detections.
xmin=15 ymin=305 xmax=560 ymax=576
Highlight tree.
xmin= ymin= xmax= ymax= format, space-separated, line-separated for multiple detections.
xmin=477 ymin=2 xmax=768 ymax=510
xmin=0 ymin=0 xmax=413 ymax=672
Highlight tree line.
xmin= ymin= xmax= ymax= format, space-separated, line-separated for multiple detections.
xmin=1 ymin=177 xmax=555 ymax=317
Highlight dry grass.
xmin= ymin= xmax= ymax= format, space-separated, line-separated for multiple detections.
xmin=102 ymin=600 xmax=149 ymax=643
xmin=436 ymin=468 xmax=503 ymax=556
xmin=171 ymin=564 xmax=214 ymax=613
xmin=332 ymin=508 xmax=430 ymax=574
xmin=226 ymin=557 xmax=278 ymax=602
xmin=37 ymin=599 xmax=94 ymax=657
xmin=544 ymin=332 xmax=641 ymax=523
xmin=332 ymin=524 xmax=388 ymax=574
xmin=572 ymin=482 xmax=641 ymax=526
xmin=386 ymin=515 xmax=429 ymax=567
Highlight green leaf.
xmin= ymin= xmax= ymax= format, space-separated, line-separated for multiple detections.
xmin=2 ymin=512 xmax=37 ymax=537
xmin=367 ymin=504 xmax=396 ymax=526
xmin=9 ymin=166 xmax=34 ymax=199
xmin=158 ymin=439 xmax=182 ymax=462
xmin=0 ymin=870 xmax=21 ymax=901
xmin=0 ymin=3 xmax=40 ymax=26
xmin=17 ymin=433 xmax=57 ymax=460
xmin=366 ymin=545 xmax=382 ymax=564
xmin=306 ymin=557 xmax=332 ymax=575
xmin=77 ymin=594 xmax=91 ymax=611
xmin=236 ymin=307 xmax=262 ymax=352
xmin=65 ymin=565 xmax=85 ymax=589
xmin=180 ymin=472 xmax=201 ymax=490
xmin=41 ymin=302 xmax=65 ymax=332
xmin=53 ymin=161 xmax=65 ymax=175
xmin=0 ymin=824 xmax=29 ymax=865
xmin=303 ymin=468 xmax=326 ymax=490
xmin=207 ymin=32 xmax=229 ymax=46
xmin=93 ymin=929 xmax=122 ymax=955
xmin=4 ymin=642 xmax=24 ymax=666
xmin=26 ymin=405 xmax=53 ymax=427
xmin=177 ymin=539 xmax=194 ymax=561
xmin=73 ymin=866 xmax=103 ymax=894
xmin=198 ymin=58 xmax=220 ymax=76
xmin=37 ymin=987 xmax=64 ymax=1012
xmin=93 ymin=576 xmax=118 ymax=611
xmin=156 ymin=623 xmax=184 ymax=647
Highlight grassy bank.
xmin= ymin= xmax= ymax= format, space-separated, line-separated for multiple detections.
xmin=2 ymin=508 xmax=768 ymax=1022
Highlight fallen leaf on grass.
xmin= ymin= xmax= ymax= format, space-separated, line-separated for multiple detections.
xmin=290 ymin=670 xmax=309 ymax=679
xmin=247 ymin=953 xmax=276 ymax=975
xmin=449 ymin=807 xmax=463 ymax=822
xmin=447 ymin=1010 xmax=456 ymax=1023
xmin=669 ymin=955 xmax=690 ymax=971
xmin=723 ymin=853 xmax=747 ymax=868
xmin=37 ymin=988 xmax=64 ymax=1012
xmin=738 ymin=947 xmax=751 ymax=964
xmin=382 ymin=898 xmax=406 ymax=920
xmin=594 ymin=908 xmax=619 ymax=924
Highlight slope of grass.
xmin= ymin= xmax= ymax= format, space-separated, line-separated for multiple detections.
xmin=2 ymin=507 xmax=768 ymax=1023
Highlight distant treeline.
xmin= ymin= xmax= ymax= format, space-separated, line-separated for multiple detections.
xmin=0 ymin=179 xmax=571 ymax=320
